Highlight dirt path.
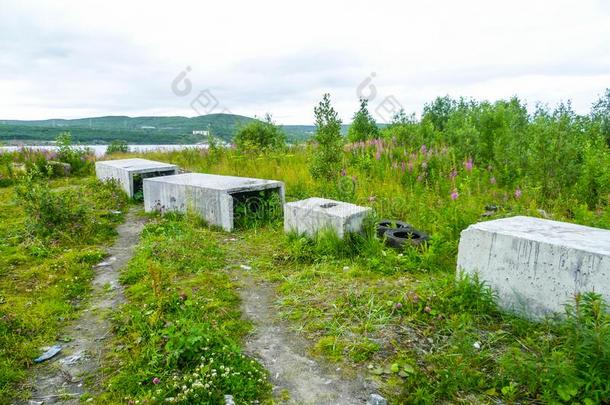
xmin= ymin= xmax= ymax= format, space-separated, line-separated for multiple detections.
xmin=24 ymin=209 xmax=146 ymax=404
xmin=225 ymin=238 xmax=377 ymax=405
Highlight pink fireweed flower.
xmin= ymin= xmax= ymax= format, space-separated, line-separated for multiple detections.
xmin=449 ymin=169 xmax=458 ymax=179
xmin=341 ymin=168 xmax=347 ymax=177
xmin=407 ymin=161 xmax=414 ymax=172
xmin=464 ymin=157 xmax=473 ymax=171
xmin=375 ymin=149 xmax=381 ymax=161
xmin=420 ymin=144 xmax=427 ymax=154
xmin=394 ymin=302 xmax=403 ymax=310
xmin=152 ymin=377 xmax=161 ymax=385
xmin=514 ymin=187 xmax=522 ymax=199
xmin=401 ymin=161 xmax=406 ymax=172
xmin=450 ymin=189 xmax=459 ymax=200
xmin=490 ymin=176 xmax=496 ymax=185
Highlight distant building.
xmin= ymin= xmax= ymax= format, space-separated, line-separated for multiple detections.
xmin=193 ymin=130 xmax=210 ymax=136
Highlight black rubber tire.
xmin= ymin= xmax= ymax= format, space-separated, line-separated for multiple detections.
xmin=384 ymin=228 xmax=429 ymax=249
xmin=376 ymin=219 xmax=412 ymax=238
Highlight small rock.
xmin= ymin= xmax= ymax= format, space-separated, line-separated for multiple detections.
xmin=28 ymin=401 xmax=44 ymax=405
xmin=240 ymin=264 xmax=252 ymax=271
xmin=473 ymin=341 xmax=481 ymax=350
xmin=367 ymin=393 xmax=387 ymax=405
xmin=224 ymin=395 xmax=235 ymax=405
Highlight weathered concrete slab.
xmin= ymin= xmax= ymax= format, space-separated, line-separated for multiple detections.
xmin=95 ymin=158 xmax=177 ymax=198
xmin=284 ymin=197 xmax=372 ymax=239
xmin=143 ymin=173 xmax=285 ymax=231
xmin=457 ymin=215 xmax=610 ymax=318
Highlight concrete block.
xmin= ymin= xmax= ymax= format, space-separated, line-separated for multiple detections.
xmin=95 ymin=158 xmax=177 ymax=198
xmin=143 ymin=173 xmax=285 ymax=231
xmin=284 ymin=197 xmax=372 ymax=239
xmin=457 ymin=216 xmax=610 ymax=318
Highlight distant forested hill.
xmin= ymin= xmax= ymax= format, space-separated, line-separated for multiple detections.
xmin=0 ymin=114 xmax=319 ymax=144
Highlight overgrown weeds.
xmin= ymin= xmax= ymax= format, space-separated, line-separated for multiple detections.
xmin=97 ymin=213 xmax=271 ymax=404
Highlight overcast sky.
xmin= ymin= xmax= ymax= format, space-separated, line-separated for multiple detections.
xmin=1 ymin=0 xmax=609 ymax=124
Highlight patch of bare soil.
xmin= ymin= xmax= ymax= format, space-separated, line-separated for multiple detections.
xmin=22 ymin=210 xmax=146 ymax=404
xmin=224 ymin=235 xmax=378 ymax=405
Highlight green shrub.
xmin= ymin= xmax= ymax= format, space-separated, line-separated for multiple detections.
xmin=347 ymin=98 xmax=379 ymax=142
xmin=55 ymin=132 xmax=94 ymax=175
xmin=105 ymin=139 xmax=129 ymax=155
xmin=234 ymin=113 xmax=285 ymax=152
xmin=13 ymin=170 xmax=90 ymax=242
xmin=310 ymin=93 xmax=344 ymax=181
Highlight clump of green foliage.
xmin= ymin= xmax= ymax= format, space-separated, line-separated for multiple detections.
xmin=347 ymin=98 xmax=379 ymax=142
xmin=13 ymin=171 xmax=127 ymax=244
xmin=105 ymin=140 xmax=130 ymax=155
xmin=55 ymin=132 xmax=94 ymax=175
xmin=0 ymin=175 xmax=127 ymax=402
xmin=309 ymin=93 xmax=344 ymax=180
xmin=99 ymin=214 xmax=271 ymax=404
xmin=233 ymin=189 xmax=283 ymax=229
xmin=234 ymin=113 xmax=286 ymax=152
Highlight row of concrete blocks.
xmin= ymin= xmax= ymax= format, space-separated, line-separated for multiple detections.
xmin=96 ymin=158 xmax=610 ymax=320
xmin=95 ymin=158 xmax=371 ymax=234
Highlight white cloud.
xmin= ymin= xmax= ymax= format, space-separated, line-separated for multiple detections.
xmin=0 ymin=0 xmax=608 ymax=123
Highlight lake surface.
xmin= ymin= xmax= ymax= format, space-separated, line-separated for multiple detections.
xmin=0 ymin=144 xmax=208 ymax=157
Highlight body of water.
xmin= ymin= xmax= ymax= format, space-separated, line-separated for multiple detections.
xmin=0 ymin=144 xmax=208 ymax=157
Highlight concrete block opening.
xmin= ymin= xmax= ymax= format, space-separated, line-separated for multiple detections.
xmin=231 ymin=188 xmax=284 ymax=229
xmin=143 ymin=173 xmax=285 ymax=231
xmin=95 ymin=158 xmax=178 ymax=199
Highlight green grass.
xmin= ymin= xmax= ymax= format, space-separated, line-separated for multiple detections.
xmin=96 ymin=213 xmax=272 ymax=404
xmin=0 ymin=176 xmax=128 ymax=402
xmin=120 ymin=144 xmax=610 ymax=403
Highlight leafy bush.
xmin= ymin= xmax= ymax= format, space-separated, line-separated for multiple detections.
xmin=347 ymin=98 xmax=379 ymax=142
xmin=13 ymin=170 xmax=90 ymax=242
xmin=309 ymin=93 xmax=344 ymax=180
xmin=105 ymin=139 xmax=129 ymax=155
xmin=234 ymin=113 xmax=285 ymax=152
xmin=55 ymin=132 xmax=94 ymax=175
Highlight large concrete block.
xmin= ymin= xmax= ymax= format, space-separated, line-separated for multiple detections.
xmin=95 ymin=158 xmax=178 ymax=198
xmin=457 ymin=216 xmax=610 ymax=318
xmin=284 ymin=197 xmax=372 ymax=239
xmin=143 ymin=173 xmax=285 ymax=231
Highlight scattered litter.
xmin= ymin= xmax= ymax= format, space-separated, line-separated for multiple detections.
xmin=240 ymin=264 xmax=252 ymax=271
xmin=110 ymin=210 xmax=122 ymax=215
xmin=59 ymin=353 xmax=83 ymax=365
xmin=34 ymin=344 xmax=62 ymax=363
xmin=224 ymin=395 xmax=235 ymax=405
xmin=473 ymin=341 xmax=481 ymax=350
xmin=367 ymin=393 xmax=388 ymax=405
xmin=95 ymin=256 xmax=117 ymax=267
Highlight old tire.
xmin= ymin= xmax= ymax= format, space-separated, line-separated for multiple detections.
xmin=384 ymin=228 xmax=429 ymax=249
xmin=376 ymin=219 xmax=412 ymax=238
